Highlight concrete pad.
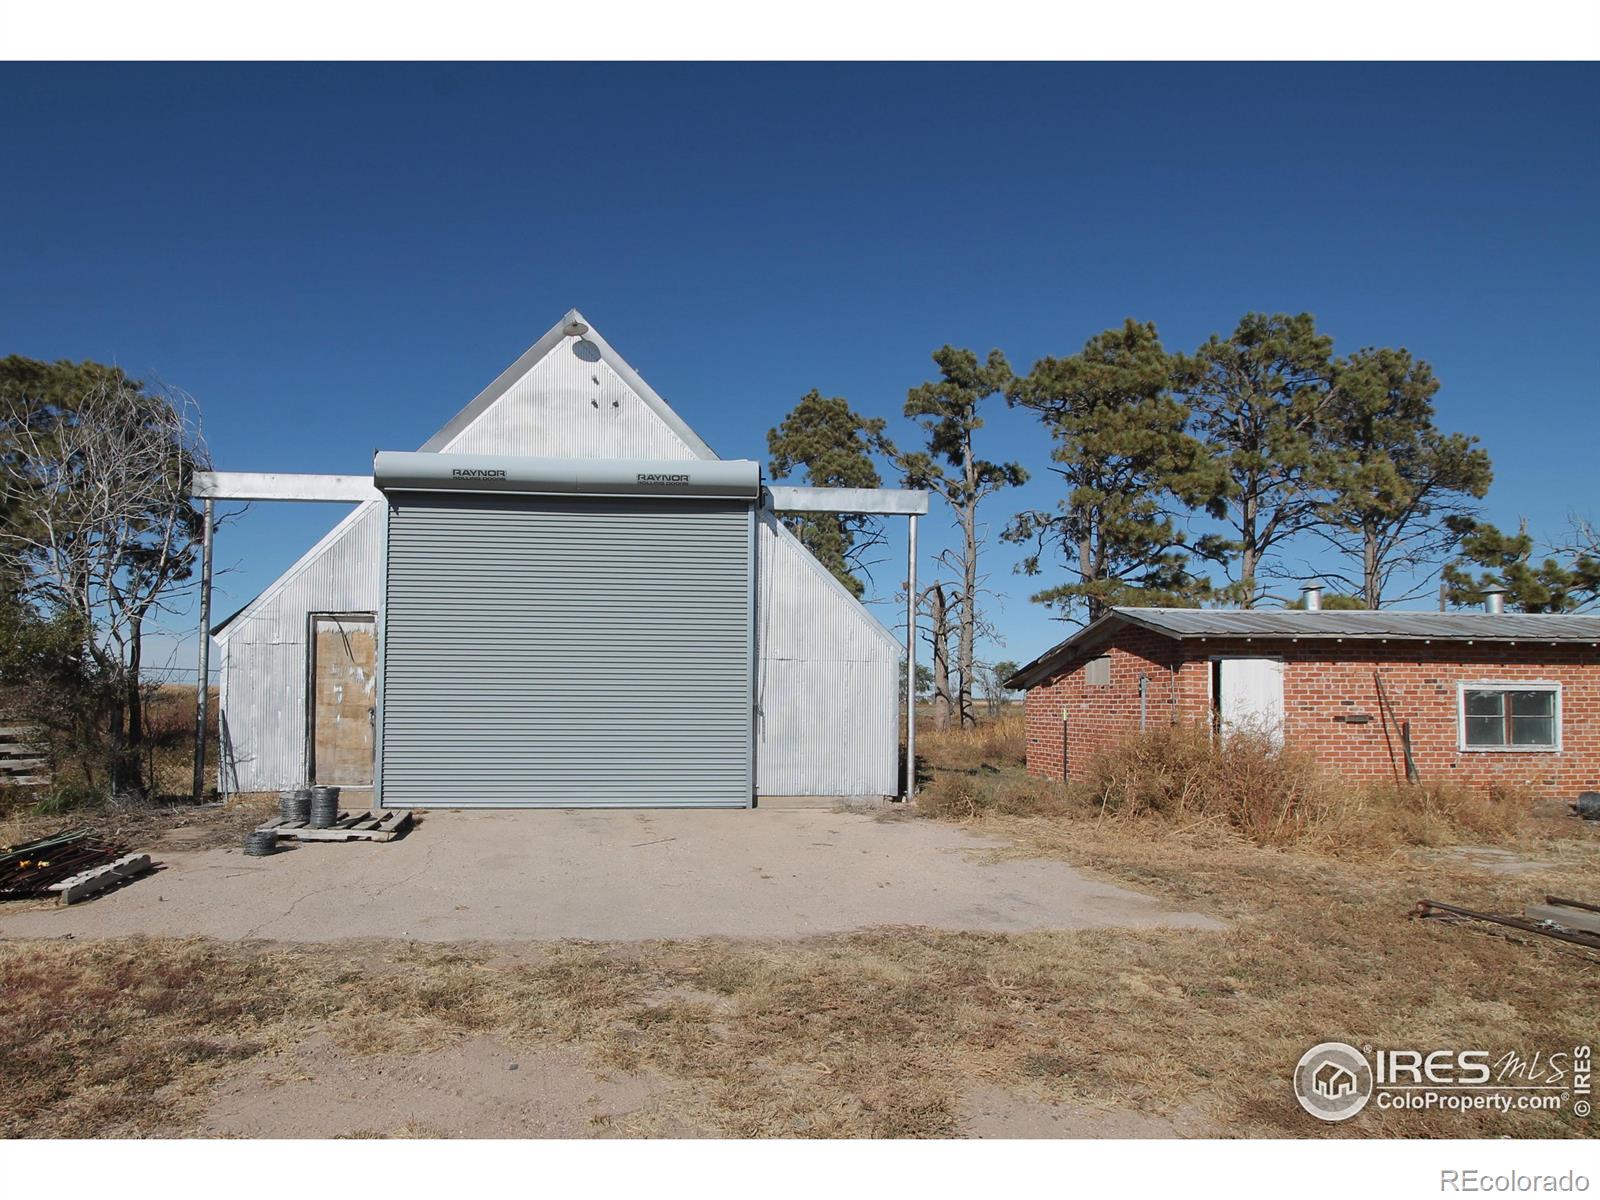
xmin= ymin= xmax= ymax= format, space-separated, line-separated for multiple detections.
xmin=0 ymin=809 xmax=1221 ymax=942
xmin=1439 ymin=845 xmax=1559 ymax=876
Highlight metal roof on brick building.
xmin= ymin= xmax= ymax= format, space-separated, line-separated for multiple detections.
xmin=1006 ymin=606 xmax=1600 ymax=691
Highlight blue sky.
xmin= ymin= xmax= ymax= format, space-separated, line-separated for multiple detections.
xmin=2 ymin=63 xmax=1596 ymax=678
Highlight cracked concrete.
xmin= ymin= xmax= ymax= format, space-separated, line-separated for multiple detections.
xmin=0 ymin=808 xmax=1221 ymax=942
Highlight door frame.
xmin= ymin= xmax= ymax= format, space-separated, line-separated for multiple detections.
xmin=1208 ymin=654 xmax=1286 ymax=741
xmin=305 ymin=610 xmax=378 ymax=786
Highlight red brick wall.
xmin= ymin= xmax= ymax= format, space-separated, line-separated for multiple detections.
xmin=1024 ymin=631 xmax=1600 ymax=796
xmin=1023 ymin=626 xmax=1205 ymax=781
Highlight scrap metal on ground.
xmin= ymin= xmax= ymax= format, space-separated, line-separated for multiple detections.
xmin=1415 ymin=896 xmax=1600 ymax=953
xmin=0 ymin=829 xmax=153 ymax=904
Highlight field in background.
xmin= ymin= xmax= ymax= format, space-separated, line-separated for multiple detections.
xmin=1 ymin=683 xmax=219 ymax=822
xmin=140 ymin=684 xmax=220 ymax=800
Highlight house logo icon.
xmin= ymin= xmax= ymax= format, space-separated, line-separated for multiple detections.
xmin=1294 ymin=1042 xmax=1374 ymax=1122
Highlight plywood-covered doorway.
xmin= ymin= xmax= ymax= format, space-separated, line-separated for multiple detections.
xmin=309 ymin=613 xmax=377 ymax=786
xmin=1211 ymin=656 xmax=1286 ymax=746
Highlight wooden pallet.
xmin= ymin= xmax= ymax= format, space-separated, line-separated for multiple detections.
xmin=0 ymin=724 xmax=50 ymax=788
xmin=47 ymin=853 xmax=153 ymax=905
xmin=258 ymin=810 xmax=412 ymax=843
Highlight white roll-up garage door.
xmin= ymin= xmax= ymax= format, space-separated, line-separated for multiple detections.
xmin=377 ymin=490 xmax=755 ymax=808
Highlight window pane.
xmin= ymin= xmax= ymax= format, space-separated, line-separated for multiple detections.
xmin=1464 ymin=690 xmax=1504 ymax=718
xmin=1511 ymin=716 xmax=1556 ymax=746
xmin=1464 ymin=715 xmax=1505 ymax=746
xmin=1509 ymin=690 xmax=1555 ymax=718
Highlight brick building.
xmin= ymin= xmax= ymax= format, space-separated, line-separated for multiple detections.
xmin=1005 ymin=591 xmax=1600 ymax=798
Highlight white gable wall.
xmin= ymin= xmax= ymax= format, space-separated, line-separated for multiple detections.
xmin=216 ymin=325 xmax=901 ymax=798
xmin=217 ymin=503 xmax=382 ymax=792
xmin=439 ymin=341 xmax=702 ymax=460
xmin=755 ymin=511 xmax=899 ymax=796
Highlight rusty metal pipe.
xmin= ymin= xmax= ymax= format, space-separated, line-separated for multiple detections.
xmin=1416 ymin=899 xmax=1600 ymax=950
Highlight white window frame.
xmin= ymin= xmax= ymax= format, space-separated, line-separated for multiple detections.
xmin=1456 ymin=681 xmax=1563 ymax=753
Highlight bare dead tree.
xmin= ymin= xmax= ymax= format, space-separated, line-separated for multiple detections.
xmin=1 ymin=375 xmax=210 ymax=793
xmin=1571 ymin=514 xmax=1599 ymax=559
xmin=914 ymin=532 xmax=1013 ymax=731
xmin=920 ymin=580 xmax=955 ymax=731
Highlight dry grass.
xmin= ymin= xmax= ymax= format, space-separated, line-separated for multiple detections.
xmin=5 ymin=824 xmax=1596 ymax=1141
xmin=1 ymin=709 xmax=1595 ymax=1139
xmin=907 ymin=714 xmax=1600 ymax=1138
xmin=1069 ymin=723 xmax=1533 ymax=854
xmin=0 ymin=791 xmax=276 ymax=855
xmin=914 ymin=710 xmax=1071 ymax=820
xmin=915 ymin=709 xmax=1026 ymax=772
xmin=958 ymin=814 xmax=1598 ymax=1135
xmin=918 ymin=718 xmax=1536 ymax=857
xmin=0 ymin=684 xmax=220 ymax=819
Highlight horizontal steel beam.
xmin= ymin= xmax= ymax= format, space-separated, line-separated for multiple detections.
xmin=195 ymin=473 xmax=930 ymax=514
xmin=766 ymin=485 xmax=929 ymax=515
xmin=192 ymin=471 xmax=380 ymax=502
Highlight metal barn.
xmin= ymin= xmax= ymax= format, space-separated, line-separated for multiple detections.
xmin=211 ymin=312 xmax=908 ymax=806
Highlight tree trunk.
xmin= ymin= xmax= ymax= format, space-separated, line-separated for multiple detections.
xmin=1239 ymin=493 xmax=1259 ymax=607
xmin=106 ymin=677 xmax=133 ymax=795
xmin=957 ymin=500 xmax=978 ymax=729
xmin=1364 ymin=525 xmax=1382 ymax=609
xmin=126 ymin=612 xmax=144 ymax=747
xmin=1080 ymin=534 xmax=1099 ymax=620
xmin=927 ymin=583 xmax=953 ymax=731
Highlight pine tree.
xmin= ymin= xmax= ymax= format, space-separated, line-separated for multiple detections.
xmin=766 ymin=389 xmax=887 ymax=599
xmin=1313 ymin=347 xmax=1491 ymax=607
xmin=1442 ymin=518 xmax=1600 ymax=612
xmin=1178 ymin=313 xmax=1335 ymax=605
xmin=1006 ymin=319 xmax=1220 ymax=622
xmin=891 ymin=347 xmax=1025 ymax=729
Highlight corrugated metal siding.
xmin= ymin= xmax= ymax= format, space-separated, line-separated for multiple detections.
xmin=755 ymin=512 xmax=900 ymax=796
xmin=379 ymin=494 xmax=753 ymax=808
xmin=1119 ymin=606 xmax=1600 ymax=643
xmin=217 ymin=503 xmax=382 ymax=791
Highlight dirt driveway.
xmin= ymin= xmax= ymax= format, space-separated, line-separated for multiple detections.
xmin=0 ymin=807 xmax=1219 ymax=941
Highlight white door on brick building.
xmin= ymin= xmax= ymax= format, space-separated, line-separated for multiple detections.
xmin=1213 ymin=658 xmax=1285 ymax=745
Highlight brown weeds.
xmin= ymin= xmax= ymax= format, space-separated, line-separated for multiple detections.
xmin=920 ymin=720 xmax=1538 ymax=857
xmin=915 ymin=709 xmax=1026 ymax=773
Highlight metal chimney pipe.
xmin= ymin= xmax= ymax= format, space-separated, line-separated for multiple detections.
xmin=1483 ymin=586 xmax=1506 ymax=615
xmin=1300 ymin=582 xmax=1323 ymax=612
